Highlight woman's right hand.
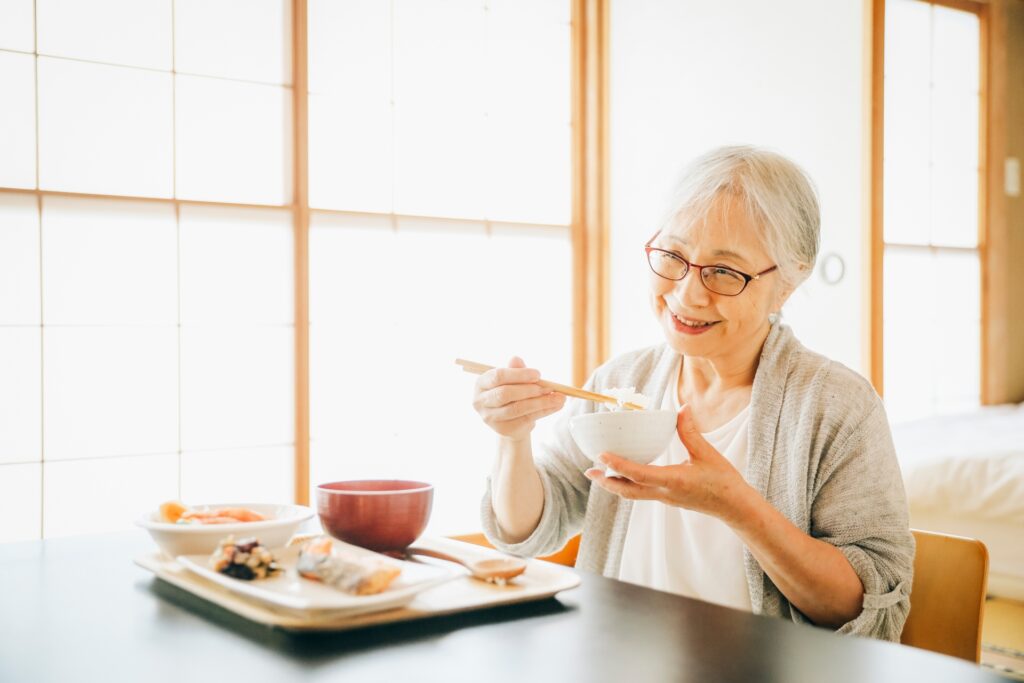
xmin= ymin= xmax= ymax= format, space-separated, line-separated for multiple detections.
xmin=472 ymin=356 xmax=567 ymax=441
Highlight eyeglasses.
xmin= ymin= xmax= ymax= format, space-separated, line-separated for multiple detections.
xmin=644 ymin=240 xmax=778 ymax=297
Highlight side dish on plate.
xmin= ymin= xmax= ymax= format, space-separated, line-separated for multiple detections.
xmin=209 ymin=536 xmax=280 ymax=581
xmin=297 ymin=536 xmax=402 ymax=596
xmin=159 ymin=501 xmax=266 ymax=525
xmin=202 ymin=534 xmax=403 ymax=596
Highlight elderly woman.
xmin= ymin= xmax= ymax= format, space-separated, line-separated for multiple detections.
xmin=472 ymin=146 xmax=914 ymax=641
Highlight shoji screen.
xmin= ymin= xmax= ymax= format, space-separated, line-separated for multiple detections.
xmin=882 ymin=0 xmax=982 ymax=422
xmin=0 ymin=0 xmax=294 ymax=541
xmin=307 ymin=0 xmax=573 ymax=535
xmin=1 ymin=0 xmax=576 ymax=542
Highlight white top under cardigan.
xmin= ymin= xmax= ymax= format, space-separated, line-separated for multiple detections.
xmin=618 ymin=358 xmax=753 ymax=610
xmin=479 ymin=322 xmax=915 ymax=642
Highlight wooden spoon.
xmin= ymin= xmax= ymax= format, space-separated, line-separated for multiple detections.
xmin=405 ymin=545 xmax=527 ymax=584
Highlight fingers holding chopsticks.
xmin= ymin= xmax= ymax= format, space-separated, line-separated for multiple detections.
xmin=475 ymin=356 xmax=539 ymax=388
xmin=472 ymin=356 xmax=567 ymax=440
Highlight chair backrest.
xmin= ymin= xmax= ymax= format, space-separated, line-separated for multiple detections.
xmin=901 ymin=529 xmax=989 ymax=662
xmin=449 ymin=533 xmax=581 ymax=567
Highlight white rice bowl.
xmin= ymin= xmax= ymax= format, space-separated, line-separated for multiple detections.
xmin=569 ymin=409 xmax=677 ymax=475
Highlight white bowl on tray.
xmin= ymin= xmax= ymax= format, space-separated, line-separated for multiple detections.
xmin=569 ymin=409 xmax=678 ymax=477
xmin=136 ymin=503 xmax=315 ymax=557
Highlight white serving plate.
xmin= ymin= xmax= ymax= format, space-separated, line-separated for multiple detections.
xmin=176 ymin=542 xmax=458 ymax=614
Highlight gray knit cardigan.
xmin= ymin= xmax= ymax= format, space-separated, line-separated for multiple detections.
xmin=480 ymin=322 xmax=915 ymax=641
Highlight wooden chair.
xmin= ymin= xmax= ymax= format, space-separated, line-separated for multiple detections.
xmin=449 ymin=532 xmax=581 ymax=567
xmin=901 ymin=529 xmax=989 ymax=662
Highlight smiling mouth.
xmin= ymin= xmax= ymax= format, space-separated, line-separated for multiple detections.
xmin=670 ymin=311 xmax=720 ymax=329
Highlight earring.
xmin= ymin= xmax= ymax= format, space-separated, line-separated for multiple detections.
xmin=768 ymin=312 xmax=779 ymax=325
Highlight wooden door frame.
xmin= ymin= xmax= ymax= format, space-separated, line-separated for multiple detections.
xmin=863 ymin=0 xmax=886 ymax=395
xmin=864 ymin=0 xmax=989 ymax=400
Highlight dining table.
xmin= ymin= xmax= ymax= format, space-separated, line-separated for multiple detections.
xmin=0 ymin=532 xmax=1009 ymax=683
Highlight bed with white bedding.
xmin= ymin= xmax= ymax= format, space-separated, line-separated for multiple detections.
xmin=891 ymin=404 xmax=1024 ymax=601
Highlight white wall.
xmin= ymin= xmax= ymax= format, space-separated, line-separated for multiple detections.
xmin=609 ymin=0 xmax=866 ymax=373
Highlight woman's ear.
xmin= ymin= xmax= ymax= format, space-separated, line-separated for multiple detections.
xmin=772 ymin=264 xmax=809 ymax=311
xmin=773 ymin=284 xmax=795 ymax=311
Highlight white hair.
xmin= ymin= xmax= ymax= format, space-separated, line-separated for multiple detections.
xmin=659 ymin=145 xmax=821 ymax=291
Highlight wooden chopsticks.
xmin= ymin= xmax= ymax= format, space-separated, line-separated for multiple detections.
xmin=454 ymin=359 xmax=645 ymax=411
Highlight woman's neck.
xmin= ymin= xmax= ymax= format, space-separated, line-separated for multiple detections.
xmin=681 ymin=322 xmax=771 ymax=394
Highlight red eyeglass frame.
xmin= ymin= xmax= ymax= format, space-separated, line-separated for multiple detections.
xmin=644 ymin=232 xmax=778 ymax=296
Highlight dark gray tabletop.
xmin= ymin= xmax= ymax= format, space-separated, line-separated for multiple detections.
xmin=0 ymin=533 xmax=1007 ymax=683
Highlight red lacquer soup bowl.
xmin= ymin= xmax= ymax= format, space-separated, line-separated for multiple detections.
xmin=316 ymin=480 xmax=433 ymax=553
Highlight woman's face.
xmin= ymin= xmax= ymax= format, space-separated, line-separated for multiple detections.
xmin=649 ymin=193 xmax=791 ymax=361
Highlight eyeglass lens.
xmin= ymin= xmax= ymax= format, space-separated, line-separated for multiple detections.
xmin=648 ymin=250 xmax=747 ymax=296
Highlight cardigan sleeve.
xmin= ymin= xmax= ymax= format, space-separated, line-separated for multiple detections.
xmin=807 ymin=398 xmax=916 ymax=641
xmin=479 ymin=371 xmax=600 ymax=559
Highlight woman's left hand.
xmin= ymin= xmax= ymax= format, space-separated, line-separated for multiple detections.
xmin=585 ymin=404 xmax=755 ymax=526
xmin=589 ymin=404 xmax=867 ymax=627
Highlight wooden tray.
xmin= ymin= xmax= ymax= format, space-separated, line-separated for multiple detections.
xmin=135 ymin=536 xmax=581 ymax=632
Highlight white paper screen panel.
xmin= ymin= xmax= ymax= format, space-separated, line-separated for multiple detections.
xmin=0 ymin=193 xmax=40 ymax=324
xmin=174 ymin=0 xmax=291 ymax=85
xmin=307 ymin=0 xmax=570 ymax=225
xmin=309 ymin=212 xmax=572 ymax=534
xmin=180 ymin=327 xmax=294 ymax=452
xmin=36 ymin=0 xmax=172 ymax=70
xmin=884 ymin=0 xmax=980 ymax=249
xmin=0 ymin=51 xmax=36 ymax=189
xmin=0 ymin=464 xmax=41 ymax=542
xmin=43 ymin=326 xmax=178 ymax=460
xmin=883 ymin=249 xmax=981 ymax=423
xmin=0 ymin=0 xmax=35 ymax=52
xmin=37 ymin=57 xmax=174 ymax=198
xmin=41 ymin=196 xmax=177 ymax=326
xmin=883 ymin=0 xmax=981 ymax=422
xmin=0 ymin=328 xmax=42 ymax=465
xmin=174 ymin=75 xmax=292 ymax=205
xmin=178 ymin=205 xmax=293 ymax=326
xmin=42 ymin=454 xmax=178 ymax=537
xmin=181 ymin=446 xmax=294 ymax=505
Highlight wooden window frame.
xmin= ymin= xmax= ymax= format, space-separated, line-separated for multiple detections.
xmin=292 ymin=0 xmax=310 ymax=504
xmin=571 ymin=0 xmax=611 ymax=388
xmin=864 ymin=0 xmax=988 ymax=401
